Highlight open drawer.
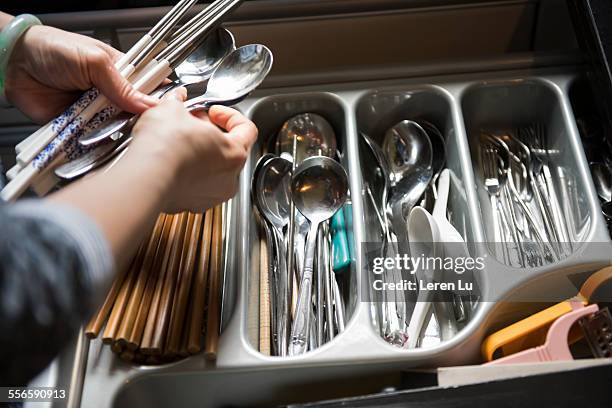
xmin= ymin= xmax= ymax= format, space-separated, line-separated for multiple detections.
xmin=1 ymin=1 xmax=611 ymax=407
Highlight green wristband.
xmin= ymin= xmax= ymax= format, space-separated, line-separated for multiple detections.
xmin=0 ymin=14 xmax=42 ymax=107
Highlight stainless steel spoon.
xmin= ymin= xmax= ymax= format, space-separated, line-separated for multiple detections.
xmin=289 ymin=156 xmax=348 ymax=356
xmin=251 ymin=153 xmax=279 ymax=355
xmin=276 ymin=113 xmax=337 ymax=162
xmin=419 ymin=120 xmax=446 ymax=179
xmin=55 ymin=136 xmax=132 ymax=180
xmin=384 ymin=120 xmax=433 ymax=249
xmin=383 ymin=120 xmax=432 ymax=329
xmin=78 ymin=28 xmax=235 ymax=146
xmin=80 ymin=43 xmax=273 ymax=146
xmin=276 ymin=113 xmax=338 ymax=345
xmin=256 ymin=156 xmax=292 ymax=356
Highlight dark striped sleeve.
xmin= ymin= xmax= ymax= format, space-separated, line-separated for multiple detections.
xmin=0 ymin=200 xmax=114 ymax=386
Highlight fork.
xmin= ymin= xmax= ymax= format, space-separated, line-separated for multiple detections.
xmin=480 ymin=138 xmax=512 ymax=263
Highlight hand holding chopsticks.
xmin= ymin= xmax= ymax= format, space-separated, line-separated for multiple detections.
xmin=1 ymin=0 xmax=245 ymax=202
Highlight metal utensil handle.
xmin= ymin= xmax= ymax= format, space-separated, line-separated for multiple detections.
xmin=289 ymin=221 xmax=319 ymax=356
xmin=272 ymin=228 xmax=289 ymax=356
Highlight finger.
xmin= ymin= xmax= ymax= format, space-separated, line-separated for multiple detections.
xmin=162 ymin=87 xmax=187 ymax=102
xmin=98 ymin=42 xmax=124 ymax=64
xmin=191 ymin=109 xmax=212 ymax=124
xmin=208 ymin=105 xmax=258 ymax=149
xmin=88 ymin=51 xmax=158 ymax=114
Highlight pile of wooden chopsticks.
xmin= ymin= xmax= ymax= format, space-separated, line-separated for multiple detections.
xmin=1 ymin=0 xmax=243 ymax=201
xmin=85 ymin=204 xmax=225 ymax=364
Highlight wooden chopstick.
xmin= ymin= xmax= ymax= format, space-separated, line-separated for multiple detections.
xmin=187 ymin=209 xmax=214 ymax=354
xmin=140 ymin=213 xmax=184 ymax=354
xmin=205 ymin=205 xmax=224 ymax=360
xmin=163 ymin=212 xmax=197 ymax=357
xmin=259 ymin=229 xmax=271 ymax=355
xmin=166 ymin=213 xmax=203 ymax=355
xmin=115 ymin=215 xmax=167 ymax=345
xmin=148 ymin=212 xmax=189 ymax=354
xmin=101 ymin=243 xmax=146 ymax=344
xmin=126 ymin=215 xmax=174 ymax=350
xmin=86 ymin=267 xmax=127 ymax=339
xmin=180 ymin=289 xmax=196 ymax=357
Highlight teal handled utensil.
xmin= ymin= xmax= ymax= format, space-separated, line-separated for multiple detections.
xmin=331 ymin=207 xmax=350 ymax=273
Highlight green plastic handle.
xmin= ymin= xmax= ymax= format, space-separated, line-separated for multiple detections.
xmin=331 ymin=207 xmax=350 ymax=273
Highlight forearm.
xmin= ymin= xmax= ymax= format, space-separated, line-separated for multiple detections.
xmin=48 ymin=148 xmax=174 ymax=271
xmin=0 ymin=12 xmax=14 ymax=28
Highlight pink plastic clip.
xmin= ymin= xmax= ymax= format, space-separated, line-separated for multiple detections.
xmin=486 ymin=302 xmax=599 ymax=365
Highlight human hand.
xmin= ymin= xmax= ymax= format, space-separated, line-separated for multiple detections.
xmin=128 ymin=89 xmax=258 ymax=213
xmin=4 ymin=25 xmax=157 ymax=123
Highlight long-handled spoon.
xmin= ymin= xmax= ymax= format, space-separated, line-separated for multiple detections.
xmin=289 ymin=156 xmax=348 ymax=356
xmin=256 ymin=156 xmax=292 ymax=356
xmin=251 ymin=153 xmax=279 ymax=354
xmin=276 ymin=113 xmax=338 ymax=346
xmin=384 ymin=120 xmax=433 ymax=248
xmin=383 ymin=120 xmax=433 ymax=329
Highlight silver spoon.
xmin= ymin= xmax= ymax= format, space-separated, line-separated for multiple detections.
xmin=251 ymin=153 xmax=279 ymax=355
xmin=77 ymin=28 xmax=235 ymax=146
xmin=256 ymin=156 xmax=292 ymax=356
xmin=289 ymin=156 xmax=348 ymax=356
xmin=80 ymin=43 xmax=273 ymax=146
xmin=383 ymin=120 xmax=432 ymax=329
xmin=419 ymin=120 xmax=446 ymax=179
xmin=359 ymin=132 xmax=398 ymax=337
xmin=384 ymin=120 xmax=433 ymax=246
xmin=276 ymin=113 xmax=338 ymax=345
xmin=173 ymin=27 xmax=235 ymax=85
xmin=55 ymin=136 xmax=133 ymax=180
xmin=276 ymin=113 xmax=337 ymax=162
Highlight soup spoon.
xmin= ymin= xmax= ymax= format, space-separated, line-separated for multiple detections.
xmin=289 ymin=156 xmax=348 ymax=356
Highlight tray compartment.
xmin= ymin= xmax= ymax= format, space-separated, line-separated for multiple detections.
xmin=353 ymin=86 xmax=483 ymax=347
xmin=243 ymin=92 xmax=358 ymax=356
xmin=461 ymin=78 xmax=597 ymax=267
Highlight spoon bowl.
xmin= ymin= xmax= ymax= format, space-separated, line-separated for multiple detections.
xmin=257 ymin=156 xmax=292 ymax=230
xmin=384 ymin=120 xmax=433 ymax=246
xmin=276 ymin=114 xmax=337 ymax=163
xmin=190 ymin=44 xmax=273 ymax=108
xmin=174 ymin=28 xmax=236 ymax=84
xmin=291 ymin=156 xmax=348 ymax=224
xmin=383 ymin=120 xmax=432 ymax=187
xmin=256 ymin=155 xmax=292 ymax=355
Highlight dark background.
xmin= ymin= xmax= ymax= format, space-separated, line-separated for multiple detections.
xmin=3 ymin=1 xmax=195 ymax=14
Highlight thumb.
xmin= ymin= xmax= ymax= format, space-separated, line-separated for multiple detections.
xmin=88 ymin=52 xmax=159 ymax=114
